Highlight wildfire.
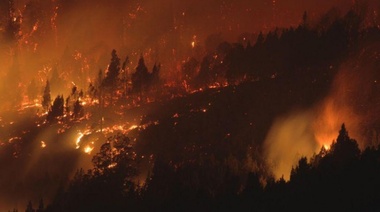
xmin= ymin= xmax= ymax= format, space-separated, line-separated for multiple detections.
xmin=191 ymin=35 xmax=197 ymax=48
xmin=75 ymin=130 xmax=92 ymax=149
xmin=75 ymin=132 xmax=84 ymax=149
xmin=128 ymin=125 xmax=139 ymax=131
xmin=323 ymin=144 xmax=331 ymax=150
xmin=84 ymin=145 xmax=94 ymax=154
xmin=313 ymin=99 xmax=340 ymax=148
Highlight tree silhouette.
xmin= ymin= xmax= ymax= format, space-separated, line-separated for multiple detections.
xmin=103 ymin=49 xmax=121 ymax=87
xmin=25 ymin=201 xmax=34 ymax=212
xmin=102 ymin=49 xmax=121 ymax=104
xmin=42 ymin=80 xmax=51 ymax=112
xmin=132 ymin=55 xmax=149 ymax=93
xmin=330 ymin=123 xmax=360 ymax=165
xmin=47 ymin=95 xmax=64 ymax=122
xmin=92 ymin=133 xmax=138 ymax=180
xmin=72 ymin=99 xmax=84 ymax=119
xmin=150 ymin=63 xmax=161 ymax=87
xmin=290 ymin=157 xmax=311 ymax=183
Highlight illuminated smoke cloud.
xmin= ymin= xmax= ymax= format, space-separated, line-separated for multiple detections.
xmin=264 ymin=41 xmax=380 ymax=181
xmin=263 ymin=110 xmax=318 ymax=180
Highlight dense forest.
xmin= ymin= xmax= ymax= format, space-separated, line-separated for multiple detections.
xmin=3 ymin=3 xmax=380 ymax=211
xmin=36 ymin=124 xmax=379 ymax=211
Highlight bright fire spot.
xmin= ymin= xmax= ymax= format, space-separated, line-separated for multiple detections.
xmin=191 ymin=41 xmax=195 ymax=48
xmin=76 ymin=133 xmax=84 ymax=149
xmin=323 ymin=144 xmax=331 ymax=150
xmin=129 ymin=125 xmax=139 ymax=131
xmin=312 ymin=96 xmax=361 ymax=150
xmin=41 ymin=141 xmax=46 ymax=148
xmin=84 ymin=145 xmax=94 ymax=154
xmin=108 ymin=162 xmax=117 ymax=168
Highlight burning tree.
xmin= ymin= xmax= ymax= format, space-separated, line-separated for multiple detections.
xmin=92 ymin=133 xmax=137 ymax=176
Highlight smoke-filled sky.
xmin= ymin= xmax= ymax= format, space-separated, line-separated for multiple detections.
xmin=0 ymin=0 xmax=376 ymax=89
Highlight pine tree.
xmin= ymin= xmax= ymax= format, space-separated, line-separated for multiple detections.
xmin=73 ymin=99 xmax=84 ymax=119
xmin=151 ymin=63 xmax=161 ymax=86
xmin=132 ymin=55 xmax=149 ymax=93
xmin=330 ymin=123 xmax=360 ymax=163
xmin=42 ymin=80 xmax=51 ymax=112
xmin=102 ymin=49 xmax=121 ymax=88
xmin=25 ymin=200 xmax=34 ymax=212
xmin=47 ymin=95 xmax=64 ymax=122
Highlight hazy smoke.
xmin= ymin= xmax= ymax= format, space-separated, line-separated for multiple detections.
xmin=264 ymin=41 xmax=380 ymax=181
xmin=263 ymin=110 xmax=318 ymax=180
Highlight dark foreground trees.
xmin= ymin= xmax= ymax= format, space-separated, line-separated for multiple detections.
xmin=41 ymin=124 xmax=380 ymax=211
xmin=46 ymin=133 xmax=139 ymax=211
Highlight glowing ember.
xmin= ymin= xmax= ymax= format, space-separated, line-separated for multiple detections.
xmin=84 ymin=145 xmax=94 ymax=154
xmin=75 ymin=133 xmax=84 ymax=149
xmin=75 ymin=130 xmax=92 ymax=149
xmin=41 ymin=141 xmax=46 ymax=148
xmin=323 ymin=144 xmax=331 ymax=150
xmin=129 ymin=125 xmax=139 ymax=131
xmin=108 ymin=162 xmax=117 ymax=169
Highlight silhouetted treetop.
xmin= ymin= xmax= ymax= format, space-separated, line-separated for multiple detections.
xmin=102 ymin=49 xmax=121 ymax=88
xmin=331 ymin=123 xmax=360 ymax=161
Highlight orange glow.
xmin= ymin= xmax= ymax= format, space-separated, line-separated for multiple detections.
xmin=323 ymin=144 xmax=331 ymax=150
xmin=84 ymin=145 xmax=94 ymax=154
xmin=41 ymin=141 xmax=46 ymax=148
xmin=128 ymin=125 xmax=139 ymax=131
xmin=75 ymin=130 xmax=92 ymax=149
xmin=313 ymin=99 xmax=340 ymax=148
xmin=75 ymin=133 xmax=84 ymax=149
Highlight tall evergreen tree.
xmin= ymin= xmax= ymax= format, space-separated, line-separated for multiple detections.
xmin=42 ymin=80 xmax=51 ymax=111
xmin=151 ymin=63 xmax=161 ymax=86
xmin=132 ymin=56 xmax=149 ymax=93
xmin=47 ymin=95 xmax=64 ymax=122
xmin=73 ymin=99 xmax=84 ymax=119
xmin=102 ymin=49 xmax=121 ymax=88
